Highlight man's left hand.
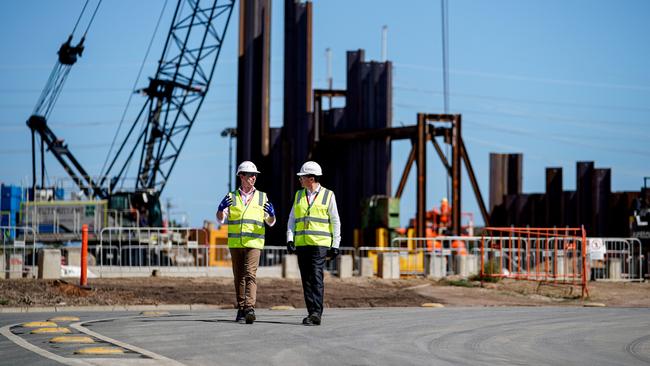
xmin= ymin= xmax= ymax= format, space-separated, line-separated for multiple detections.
xmin=263 ymin=202 xmax=275 ymax=217
xmin=327 ymin=247 xmax=339 ymax=260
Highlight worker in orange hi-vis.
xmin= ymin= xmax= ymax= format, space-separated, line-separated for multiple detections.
xmin=440 ymin=197 xmax=450 ymax=225
xmin=286 ymin=161 xmax=341 ymax=326
xmin=216 ymin=161 xmax=276 ymax=324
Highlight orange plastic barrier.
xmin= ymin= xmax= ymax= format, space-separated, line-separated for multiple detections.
xmin=480 ymin=227 xmax=588 ymax=297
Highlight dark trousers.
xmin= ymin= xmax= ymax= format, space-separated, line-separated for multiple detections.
xmin=296 ymin=246 xmax=328 ymax=317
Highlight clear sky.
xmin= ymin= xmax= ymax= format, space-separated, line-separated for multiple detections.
xmin=1 ymin=0 xmax=649 ymax=235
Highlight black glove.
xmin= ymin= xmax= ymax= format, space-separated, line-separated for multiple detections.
xmin=286 ymin=241 xmax=296 ymax=254
xmin=327 ymin=247 xmax=339 ymax=260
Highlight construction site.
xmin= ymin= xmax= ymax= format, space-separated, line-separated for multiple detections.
xmin=0 ymin=1 xmax=649 ymax=365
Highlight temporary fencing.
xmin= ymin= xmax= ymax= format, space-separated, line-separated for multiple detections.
xmin=0 ymin=226 xmax=37 ymax=278
xmin=2 ymin=224 xmax=642 ymax=286
xmin=588 ymin=238 xmax=644 ymax=281
xmin=481 ymin=227 xmax=588 ymax=297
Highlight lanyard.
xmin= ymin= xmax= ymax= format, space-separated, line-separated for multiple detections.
xmin=304 ymin=189 xmax=320 ymax=229
xmin=305 ymin=188 xmax=320 ymax=211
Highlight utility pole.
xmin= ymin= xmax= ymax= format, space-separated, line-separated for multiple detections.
xmin=221 ymin=127 xmax=237 ymax=192
xmin=381 ymin=25 xmax=388 ymax=62
xmin=326 ymin=48 xmax=333 ymax=109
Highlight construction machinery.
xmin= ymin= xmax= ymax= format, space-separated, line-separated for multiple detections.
xmin=24 ymin=0 xmax=235 ymax=238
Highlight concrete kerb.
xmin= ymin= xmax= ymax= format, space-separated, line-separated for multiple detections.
xmin=0 ymin=304 xmax=231 ymax=313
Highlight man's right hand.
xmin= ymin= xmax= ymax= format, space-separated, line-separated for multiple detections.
xmin=286 ymin=241 xmax=296 ymax=254
xmin=218 ymin=195 xmax=232 ymax=212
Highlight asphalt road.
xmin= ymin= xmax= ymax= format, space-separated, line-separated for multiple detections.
xmin=2 ymin=307 xmax=650 ymax=365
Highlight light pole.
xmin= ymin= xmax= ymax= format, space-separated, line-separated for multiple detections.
xmin=220 ymin=128 xmax=237 ymax=192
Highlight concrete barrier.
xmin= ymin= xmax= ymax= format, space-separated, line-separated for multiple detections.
xmin=64 ymin=248 xmax=81 ymax=267
xmin=608 ymin=258 xmax=622 ymax=280
xmin=467 ymin=255 xmax=479 ymax=277
xmin=7 ymin=253 xmax=23 ymax=279
xmin=282 ymin=254 xmax=300 ymax=279
xmin=378 ymin=252 xmax=400 ymax=279
xmin=425 ymin=254 xmax=446 ymax=279
xmin=555 ymin=255 xmax=565 ymax=278
xmin=337 ymin=255 xmax=353 ymax=278
xmin=359 ymin=257 xmax=374 ymax=277
xmin=89 ymin=265 xmax=283 ymax=278
xmin=38 ymin=249 xmax=61 ymax=279
xmin=455 ymin=255 xmax=469 ymax=278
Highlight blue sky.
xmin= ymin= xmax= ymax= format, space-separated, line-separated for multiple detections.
xmin=1 ymin=0 xmax=649 ymax=233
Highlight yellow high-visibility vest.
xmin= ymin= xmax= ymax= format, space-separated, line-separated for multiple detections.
xmin=293 ymin=188 xmax=333 ymax=247
xmin=227 ymin=190 xmax=266 ymax=249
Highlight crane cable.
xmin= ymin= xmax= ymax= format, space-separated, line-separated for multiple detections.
xmin=32 ymin=0 xmax=103 ymax=119
xmin=99 ymin=0 xmax=170 ymax=182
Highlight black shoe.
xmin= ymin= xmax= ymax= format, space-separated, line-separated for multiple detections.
xmin=302 ymin=314 xmax=321 ymax=326
xmin=235 ymin=308 xmax=245 ymax=323
xmin=245 ymin=308 xmax=256 ymax=324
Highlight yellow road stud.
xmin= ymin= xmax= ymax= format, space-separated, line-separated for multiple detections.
xmin=48 ymin=316 xmax=80 ymax=322
xmin=22 ymin=321 xmax=57 ymax=327
xmin=50 ymin=336 xmax=95 ymax=344
xmin=420 ymin=303 xmax=445 ymax=308
xmin=74 ymin=347 xmax=124 ymax=355
xmin=584 ymin=302 xmax=606 ymax=307
xmin=270 ymin=305 xmax=295 ymax=310
xmin=31 ymin=327 xmax=71 ymax=334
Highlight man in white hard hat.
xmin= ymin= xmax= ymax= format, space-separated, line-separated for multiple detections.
xmin=216 ymin=161 xmax=276 ymax=324
xmin=286 ymin=161 xmax=341 ymax=326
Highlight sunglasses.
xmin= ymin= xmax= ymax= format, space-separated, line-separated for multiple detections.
xmin=242 ymin=173 xmax=257 ymax=178
xmin=298 ymin=175 xmax=314 ymax=180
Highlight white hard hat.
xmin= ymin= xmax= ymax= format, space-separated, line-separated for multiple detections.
xmin=297 ymin=161 xmax=323 ymax=176
xmin=236 ymin=161 xmax=260 ymax=174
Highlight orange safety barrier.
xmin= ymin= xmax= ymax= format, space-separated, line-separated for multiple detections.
xmin=480 ymin=227 xmax=589 ymax=298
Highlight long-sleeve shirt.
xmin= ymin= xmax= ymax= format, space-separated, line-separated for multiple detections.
xmin=286 ymin=184 xmax=341 ymax=248
xmin=216 ymin=187 xmax=276 ymax=227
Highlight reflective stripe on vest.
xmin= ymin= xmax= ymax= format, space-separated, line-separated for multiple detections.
xmin=293 ymin=188 xmax=333 ymax=247
xmin=227 ymin=190 xmax=266 ymax=249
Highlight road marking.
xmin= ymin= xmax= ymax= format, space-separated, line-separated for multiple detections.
xmin=71 ymin=318 xmax=185 ymax=365
xmin=1 ymin=316 xmax=186 ymax=366
xmin=1 ymin=325 xmax=91 ymax=366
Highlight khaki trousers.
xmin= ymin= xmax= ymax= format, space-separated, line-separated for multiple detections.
xmin=229 ymin=247 xmax=261 ymax=310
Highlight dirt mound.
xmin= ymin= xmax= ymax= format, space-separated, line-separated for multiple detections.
xmin=0 ymin=277 xmax=648 ymax=308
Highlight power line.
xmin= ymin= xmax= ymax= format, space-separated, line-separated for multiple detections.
xmin=394 ymin=63 xmax=650 ymax=92
xmin=394 ymin=85 xmax=650 ymax=113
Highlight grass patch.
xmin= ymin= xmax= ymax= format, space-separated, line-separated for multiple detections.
xmin=0 ymin=299 xmax=9 ymax=305
xmin=443 ymin=279 xmax=476 ymax=288
xmin=471 ymin=259 xmax=502 ymax=283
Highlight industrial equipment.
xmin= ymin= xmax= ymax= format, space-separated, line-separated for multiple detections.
xmin=25 ymin=0 xmax=236 ymax=234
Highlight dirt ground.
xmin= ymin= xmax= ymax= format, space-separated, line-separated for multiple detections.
xmin=1 ymin=276 xmax=649 ymax=309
